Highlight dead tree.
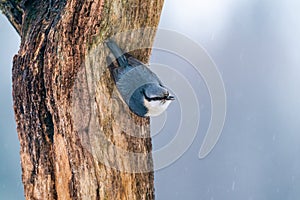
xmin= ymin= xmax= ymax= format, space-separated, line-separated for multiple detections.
xmin=0 ymin=0 xmax=164 ymax=199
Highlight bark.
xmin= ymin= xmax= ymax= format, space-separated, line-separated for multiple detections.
xmin=1 ymin=0 xmax=164 ymax=199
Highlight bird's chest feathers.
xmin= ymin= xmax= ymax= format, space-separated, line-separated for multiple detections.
xmin=144 ymin=99 xmax=171 ymax=117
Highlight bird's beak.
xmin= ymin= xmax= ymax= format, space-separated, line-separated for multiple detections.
xmin=166 ymin=96 xmax=175 ymax=100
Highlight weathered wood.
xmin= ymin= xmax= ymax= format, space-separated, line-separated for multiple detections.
xmin=3 ymin=0 xmax=164 ymax=199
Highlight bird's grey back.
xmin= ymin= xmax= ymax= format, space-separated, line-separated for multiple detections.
xmin=116 ymin=64 xmax=161 ymax=105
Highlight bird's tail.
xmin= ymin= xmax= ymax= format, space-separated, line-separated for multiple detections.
xmin=105 ymin=39 xmax=128 ymax=68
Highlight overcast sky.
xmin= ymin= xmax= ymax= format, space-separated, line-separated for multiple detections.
xmin=0 ymin=13 xmax=23 ymax=200
xmin=1 ymin=0 xmax=300 ymax=199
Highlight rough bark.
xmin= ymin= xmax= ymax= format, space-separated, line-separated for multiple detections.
xmin=1 ymin=0 xmax=164 ymax=199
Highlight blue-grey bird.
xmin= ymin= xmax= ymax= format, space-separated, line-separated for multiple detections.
xmin=105 ymin=39 xmax=175 ymax=117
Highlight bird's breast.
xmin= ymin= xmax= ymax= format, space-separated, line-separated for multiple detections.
xmin=144 ymin=99 xmax=172 ymax=117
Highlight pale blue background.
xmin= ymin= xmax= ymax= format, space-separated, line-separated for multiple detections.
xmin=1 ymin=0 xmax=300 ymax=199
xmin=0 ymin=12 xmax=23 ymax=200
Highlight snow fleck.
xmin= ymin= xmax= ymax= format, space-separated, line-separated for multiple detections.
xmin=232 ymin=181 xmax=236 ymax=191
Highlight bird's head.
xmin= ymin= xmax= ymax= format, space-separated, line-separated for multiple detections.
xmin=142 ymin=84 xmax=175 ymax=117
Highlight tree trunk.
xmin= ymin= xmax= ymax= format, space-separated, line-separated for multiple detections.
xmin=1 ymin=0 xmax=164 ymax=199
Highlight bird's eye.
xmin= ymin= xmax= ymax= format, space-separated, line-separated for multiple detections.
xmin=164 ymin=91 xmax=169 ymax=97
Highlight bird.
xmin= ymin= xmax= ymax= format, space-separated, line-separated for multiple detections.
xmin=105 ymin=39 xmax=175 ymax=117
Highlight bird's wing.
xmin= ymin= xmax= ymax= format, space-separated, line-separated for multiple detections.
xmin=116 ymin=65 xmax=160 ymax=104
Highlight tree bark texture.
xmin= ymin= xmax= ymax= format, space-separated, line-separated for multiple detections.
xmin=1 ymin=0 xmax=164 ymax=199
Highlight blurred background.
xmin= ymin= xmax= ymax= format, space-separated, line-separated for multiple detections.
xmin=0 ymin=10 xmax=23 ymax=199
xmin=1 ymin=0 xmax=300 ymax=199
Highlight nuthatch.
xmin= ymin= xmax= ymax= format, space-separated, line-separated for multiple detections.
xmin=105 ymin=39 xmax=175 ymax=117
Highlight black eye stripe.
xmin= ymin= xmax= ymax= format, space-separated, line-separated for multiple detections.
xmin=143 ymin=91 xmax=166 ymax=101
xmin=150 ymin=97 xmax=165 ymax=101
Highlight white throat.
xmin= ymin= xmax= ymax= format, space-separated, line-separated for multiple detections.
xmin=144 ymin=99 xmax=172 ymax=117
